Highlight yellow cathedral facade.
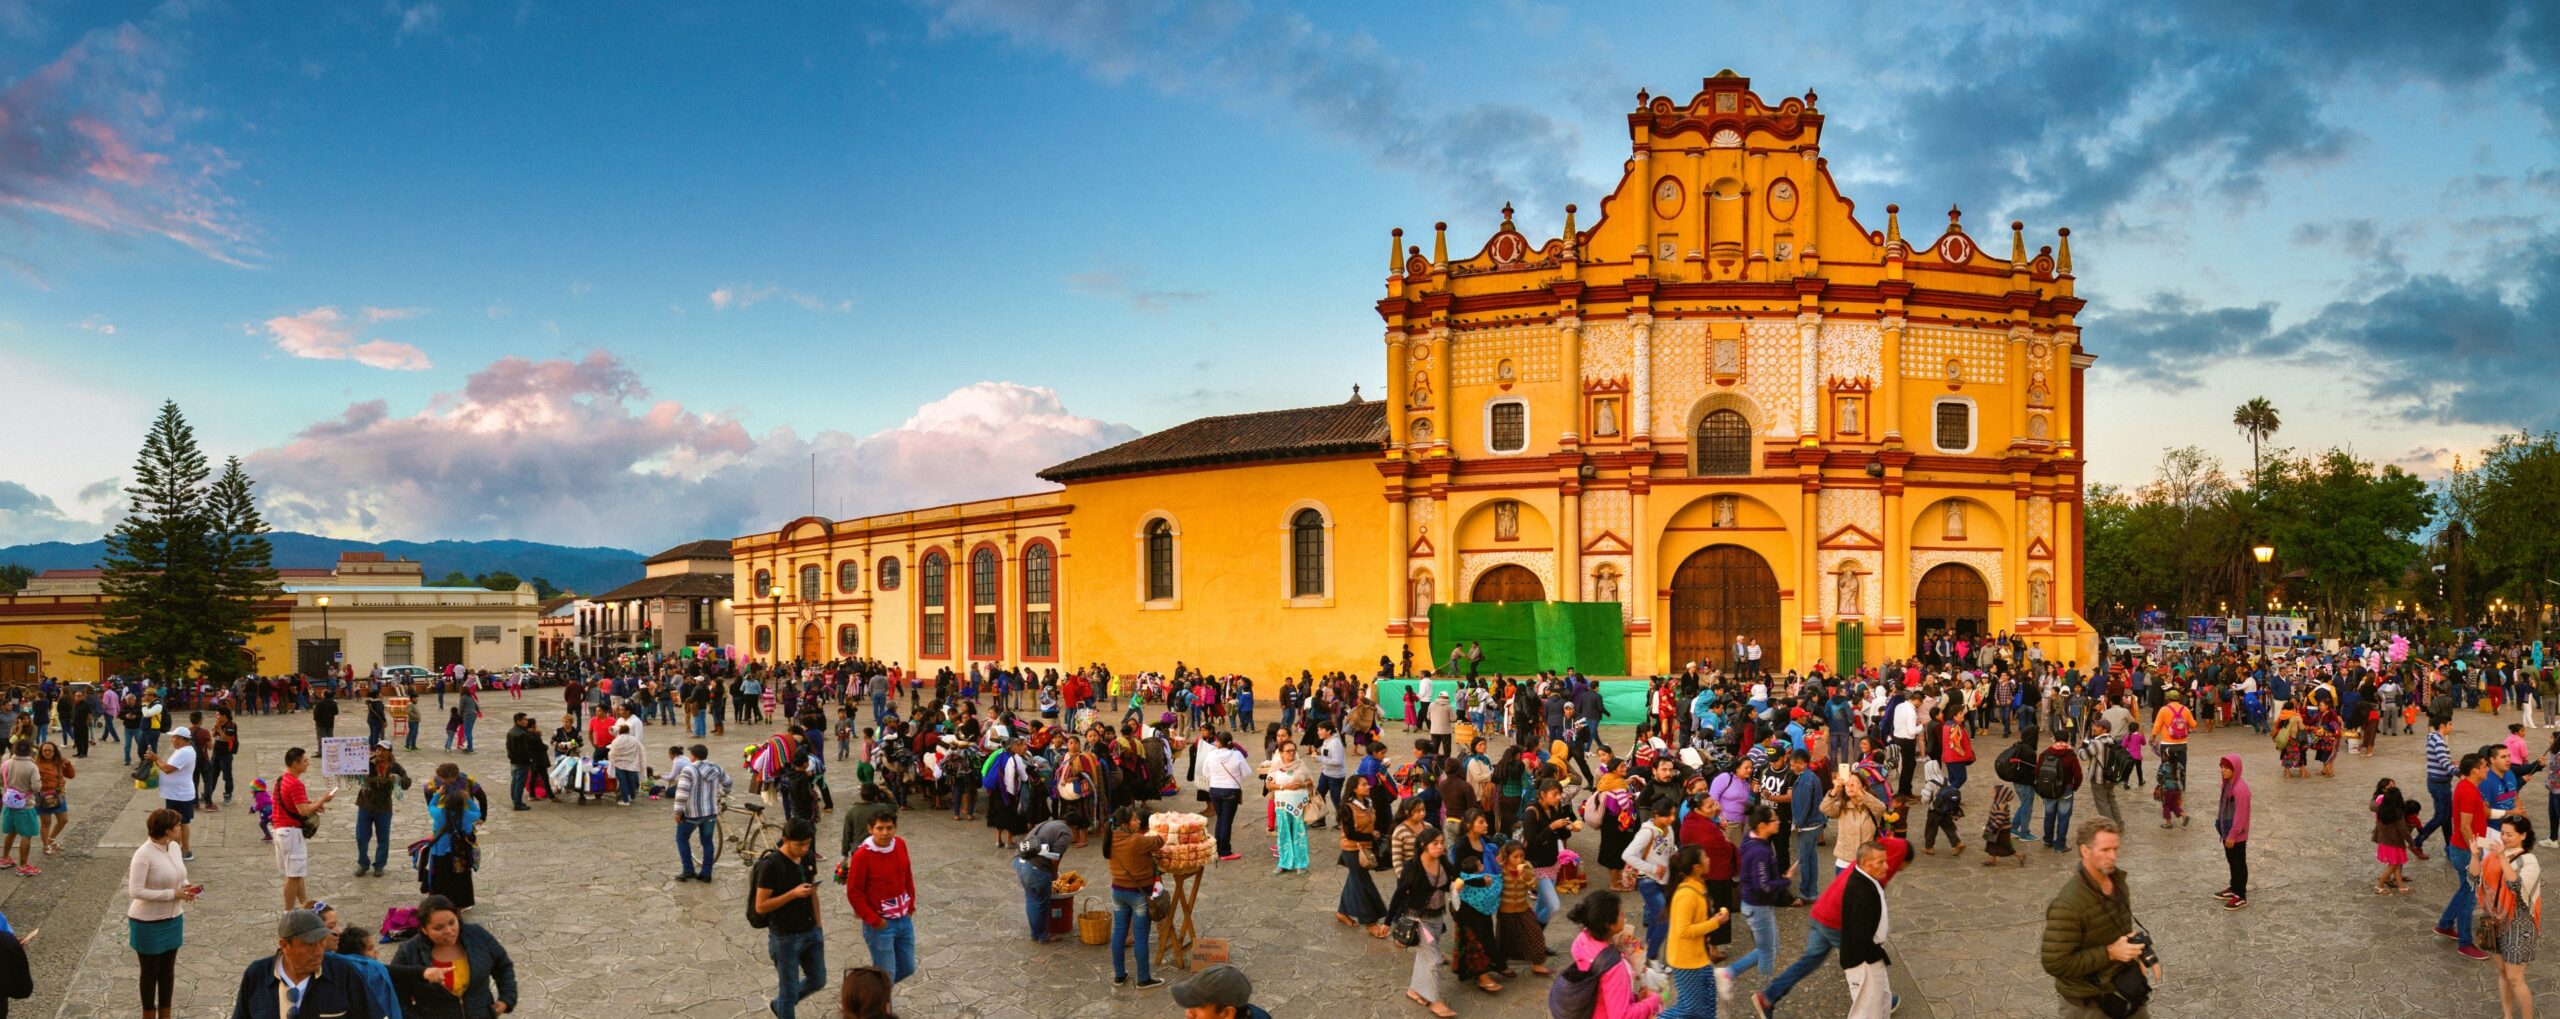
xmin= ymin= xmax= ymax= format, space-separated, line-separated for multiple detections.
xmin=731 ymin=73 xmax=2091 ymax=680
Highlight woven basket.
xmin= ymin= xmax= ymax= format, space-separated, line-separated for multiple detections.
xmin=1077 ymin=900 xmax=1111 ymax=945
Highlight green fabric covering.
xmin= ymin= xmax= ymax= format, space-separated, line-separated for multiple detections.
xmin=1421 ymin=602 xmax=1630 ymax=677
xmin=1371 ymin=679 xmax=1656 ymax=728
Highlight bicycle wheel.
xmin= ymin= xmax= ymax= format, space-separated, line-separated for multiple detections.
xmin=735 ymin=817 xmax=764 ymax=865
xmin=704 ymin=815 xmax=725 ymax=870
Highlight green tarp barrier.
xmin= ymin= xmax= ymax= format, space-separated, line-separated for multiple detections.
xmin=1420 ymin=601 xmax=1630 ymax=677
xmin=1372 ymin=678 xmax=1656 ymax=726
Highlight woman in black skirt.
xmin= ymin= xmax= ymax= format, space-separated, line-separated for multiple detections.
xmin=1334 ymin=773 xmax=1389 ymax=936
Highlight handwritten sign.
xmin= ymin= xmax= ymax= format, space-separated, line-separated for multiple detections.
xmin=319 ymin=736 xmax=371 ymax=777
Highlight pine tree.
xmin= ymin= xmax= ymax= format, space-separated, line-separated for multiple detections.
xmin=88 ymin=401 xmax=215 ymax=680
xmin=202 ymin=455 xmax=278 ymax=680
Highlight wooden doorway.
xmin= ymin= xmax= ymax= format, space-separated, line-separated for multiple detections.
xmin=1470 ymin=564 xmax=1546 ymax=603
xmin=432 ymin=636 xmax=465 ymax=670
xmin=1669 ymin=545 xmax=1780 ymax=672
xmin=1913 ymin=563 xmax=1991 ymax=639
xmin=0 ymin=648 xmax=35 ymax=687
xmin=799 ymin=623 xmax=825 ymax=662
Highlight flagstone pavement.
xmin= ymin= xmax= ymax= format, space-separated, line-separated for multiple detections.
xmin=14 ymin=695 xmax=2560 ymax=1019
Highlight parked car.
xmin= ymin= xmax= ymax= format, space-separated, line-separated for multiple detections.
xmin=2104 ymin=636 xmax=2142 ymax=657
xmin=380 ymin=665 xmax=435 ymax=688
xmin=2157 ymin=635 xmax=2195 ymax=654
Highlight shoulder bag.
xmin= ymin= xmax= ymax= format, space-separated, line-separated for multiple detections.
xmin=2097 ymin=917 xmax=2155 ymax=1019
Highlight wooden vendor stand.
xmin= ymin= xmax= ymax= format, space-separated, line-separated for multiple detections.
xmin=1153 ymin=865 xmax=1203 ymax=970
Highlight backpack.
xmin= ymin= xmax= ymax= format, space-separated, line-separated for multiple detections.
xmin=2101 ymin=739 xmax=2134 ymax=785
xmin=1994 ymin=739 xmax=2036 ymax=785
xmin=981 ymin=751 xmax=1011 ymax=792
xmin=1942 ymin=724 xmax=1975 ymax=764
xmin=2033 ymin=751 xmax=2069 ymax=800
xmin=2164 ymin=705 xmax=2191 ymax=741
xmin=945 ymin=746 xmax=983 ymax=785
xmin=745 ymin=849 xmax=781 ymax=929
xmin=1546 ymin=943 xmax=1622 ymax=1019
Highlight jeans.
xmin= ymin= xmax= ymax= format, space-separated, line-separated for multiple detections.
xmin=1014 ymin=859 xmax=1053 ymax=941
xmin=1725 ymin=901 xmax=1782 ymax=978
xmin=1795 ymin=826 xmax=1828 ymax=899
xmin=860 ymin=915 xmax=915 ymax=983
xmin=766 ymin=927 xmax=827 ymax=1017
xmin=207 ymin=752 xmax=235 ymax=802
xmin=692 ymin=708 xmax=707 ymax=738
xmin=2441 ymin=845 xmax=2475 ymax=946
xmin=2416 ymin=780 xmax=2455 ymax=851
xmin=405 ymin=721 xmax=419 ymax=750
xmin=122 ymin=727 xmax=143 ymax=764
xmin=1763 ymin=920 xmax=1842 ymax=1003
xmin=617 ymin=768 xmax=640 ymax=804
xmin=1110 ymin=888 xmax=1153 ymax=982
xmin=460 ymin=718 xmax=476 ymax=750
xmin=510 ymin=766 xmax=533 ymax=807
xmin=1533 ymin=875 xmax=1561 ymax=925
xmin=2043 ymin=792 xmax=2075 ymax=848
xmin=2014 ymin=783 xmax=2040 ymax=837
xmin=677 ymin=816 xmax=716 ymax=877
xmin=355 ymin=809 xmax=392 ymax=871
xmin=1637 ymin=877 xmax=1669 ymax=960
xmin=1207 ymin=789 xmax=1241 ymax=856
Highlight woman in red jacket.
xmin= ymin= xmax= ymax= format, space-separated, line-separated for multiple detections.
xmin=844 ymin=812 xmax=918 ymax=984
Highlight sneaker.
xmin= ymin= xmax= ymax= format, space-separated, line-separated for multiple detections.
xmin=2436 ymin=924 xmax=2461 ymax=941
xmin=1751 ymin=991 xmax=1772 ymax=1019
xmin=358 ymin=866 xmax=372 ymax=878
xmin=2211 ymin=887 xmax=2234 ymax=899
xmin=1112 ymin=975 xmax=1129 ymax=986
xmin=181 ymin=852 xmax=195 ymax=862
xmin=2459 ymin=945 xmax=2493 ymax=961
xmin=1135 ymin=978 xmax=1166 ymax=989
xmin=1715 ymin=967 xmax=1734 ymax=999
xmin=2222 ymin=897 xmax=2247 ymax=910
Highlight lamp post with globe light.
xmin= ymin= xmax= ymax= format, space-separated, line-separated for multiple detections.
xmin=2250 ymin=544 xmax=2274 ymax=648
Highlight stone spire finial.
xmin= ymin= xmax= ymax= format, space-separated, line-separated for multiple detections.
xmin=2010 ymin=221 xmax=2027 ymax=266
xmin=1432 ymin=221 xmax=1448 ymax=266
xmin=2057 ymin=228 xmax=2074 ymax=276
xmin=1390 ymin=228 xmax=1404 ymax=276
xmin=1562 ymin=204 xmax=1578 ymax=256
xmin=1885 ymin=204 xmax=1901 ymax=245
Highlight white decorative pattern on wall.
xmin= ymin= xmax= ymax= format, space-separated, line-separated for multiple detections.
xmin=1817 ymin=321 xmax=1882 ymax=383
xmin=1742 ymin=320 xmax=1800 ymax=436
xmin=1582 ymin=321 xmax=1631 ymax=384
xmin=1453 ymin=324 xmax=1561 ymax=386
xmin=2028 ymin=496 xmax=2054 ymax=553
xmin=1902 ymin=327 xmax=2009 ymax=383
xmin=1816 ymin=488 xmax=1882 ymax=542
xmin=1648 ymin=319 xmax=1708 ymax=439
xmin=1581 ymin=489 xmax=1630 ymax=546
xmin=1908 ymin=550 xmax=2005 ymax=600
xmin=1819 ymin=550 xmax=1881 ymax=621
xmin=1458 ymin=551 xmax=1557 ymax=600
xmin=1410 ymin=498 xmax=1438 ymax=554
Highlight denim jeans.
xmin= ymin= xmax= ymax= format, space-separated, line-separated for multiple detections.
xmin=617 ymin=768 xmax=640 ymax=804
xmin=355 ymin=808 xmax=392 ymax=870
xmin=405 ymin=721 xmax=419 ymax=750
xmin=1207 ymin=789 xmax=1241 ymax=856
xmin=1725 ymin=902 xmax=1782 ymax=978
xmin=122 ymin=727 xmax=143 ymax=764
xmin=2416 ymin=780 xmax=2455 ymax=851
xmin=1637 ymin=877 xmax=1669 ymax=960
xmin=2043 ymin=793 xmax=2075 ymax=848
xmin=860 ymin=915 xmax=916 ymax=982
xmin=1110 ymin=887 xmax=1154 ymax=982
xmin=1014 ymin=859 xmax=1053 ymax=940
xmin=2441 ymin=845 xmax=2475 ymax=946
xmin=510 ymin=766 xmax=533 ymax=807
xmin=1794 ymin=826 xmax=1828 ymax=899
xmin=1533 ymin=875 xmax=1561 ymax=925
xmin=676 ymin=816 xmax=715 ymax=877
xmin=2013 ymin=783 xmax=2040 ymax=837
xmin=1762 ymin=920 xmax=1842 ymax=1003
xmin=766 ymin=927 xmax=827 ymax=1017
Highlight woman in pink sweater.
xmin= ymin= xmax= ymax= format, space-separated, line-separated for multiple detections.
xmin=1563 ymin=891 xmax=1661 ymax=1019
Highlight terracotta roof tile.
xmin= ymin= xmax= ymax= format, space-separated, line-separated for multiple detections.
xmin=591 ymin=572 xmax=734 ymax=603
xmin=1039 ymin=400 xmax=1386 ymax=482
xmin=644 ymin=539 xmax=734 ymax=565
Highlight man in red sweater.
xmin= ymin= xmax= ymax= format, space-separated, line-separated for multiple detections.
xmin=1751 ymin=832 xmax=1908 ymax=1018
xmin=845 ymin=812 xmax=918 ymax=983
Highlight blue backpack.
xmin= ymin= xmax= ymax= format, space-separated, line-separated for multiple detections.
xmin=981 ymin=750 xmax=1011 ymax=792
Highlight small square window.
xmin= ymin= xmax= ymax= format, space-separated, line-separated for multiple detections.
xmin=1934 ymin=401 xmax=1972 ymax=452
xmin=1488 ymin=401 xmax=1526 ymax=453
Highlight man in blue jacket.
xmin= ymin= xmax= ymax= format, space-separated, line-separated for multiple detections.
xmin=229 ymin=909 xmax=389 ymax=1019
xmin=1790 ymin=748 xmax=1831 ymax=899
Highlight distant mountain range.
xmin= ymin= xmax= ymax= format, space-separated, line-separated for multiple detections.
xmin=0 ymin=532 xmax=649 ymax=596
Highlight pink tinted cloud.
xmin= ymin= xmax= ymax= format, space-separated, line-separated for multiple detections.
xmin=261 ymin=306 xmax=433 ymax=371
xmin=246 ymin=352 xmax=1137 ymax=547
xmin=0 ymin=21 xmax=254 ymax=267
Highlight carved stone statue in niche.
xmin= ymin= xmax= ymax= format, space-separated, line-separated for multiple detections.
xmin=2029 ymin=575 xmax=2051 ymax=617
xmin=1944 ymin=500 xmax=1967 ymax=540
xmin=1493 ymin=501 xmax=1520 ymax=541
xmin=1594 ymin=567 xmax=1619 ymax=603
xmin=1410 ymin=418 xmax=1434 ymax=444
xmin=1712 ymin=339 xmax=1742 ymax=375
xmin=1411 ymin=572 xmax=1433 ymax=613
xmin=1836 ymin=568 xmax=1863 ymax=616
xmin=1713 ymin=495 xmax=1738 ymax=529
xmin=1836 ymin=396 xmax=1861 ymax=434
xmin=1593 ymin=398 xmax=1620 ymax=437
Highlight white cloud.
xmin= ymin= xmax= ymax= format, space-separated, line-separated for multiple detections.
xmin=75 ymin=314 xmax=114 ymax=334
xmin=709 ymin=282 xmax=850 ymax=313
xmin=260 ymin=306 xmax=433 ymax=371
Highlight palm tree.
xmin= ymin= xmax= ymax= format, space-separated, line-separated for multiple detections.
xmin=2233 ymin=397 xmax=2281 ymax=476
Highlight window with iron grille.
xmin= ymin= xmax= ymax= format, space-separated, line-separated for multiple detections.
xmin=1695 ymin=409 xmax=1752 ymax=475
xmin=836 ymin=625 xmax=859 ymax=656
xmin=1023 ymin=545 xmax=1052 ymax=604
xmin=971 ymin=611 xmax=996 ymax=656
xmin=971 ymin=548 xmax=999 ymax=607
xmin=921 ymin=614 xmax=946 ymax=656
xmin=1488 ymin=401 xmax=1526 ymax=453
xmin=1291 ymin=509 xmax=1325 ymax=597
xmin=1146 ymin=520 xmax=1175 ymax=600
xmin=752 ymin=569 xmax=772 ymax=597
xmin=837 ymin=560 xmax=860 ymax=592
xmin=921 ymin=552 xmax=947 ymax=607
xmin=798 ymin=565 xmax=821 ymax=602
xmin=1934 ymin=400 xmax=1972 ymax=452
xmin=877 ymin=556 xmax=900 ymax=591
xmin=1024 ymin=610 xmax=1052 ymax=658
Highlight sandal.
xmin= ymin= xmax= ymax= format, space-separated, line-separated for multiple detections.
xmin=1475 ymin=978 xmax=1504 ymax=994
xmin=1429 ymin=1005 xmax=1458 ymax=1018
xmin=1406 ymin=990 xmax=1431 ymax=1008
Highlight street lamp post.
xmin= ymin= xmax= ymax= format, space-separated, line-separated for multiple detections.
xmin=2250 ymin=543 xmax=2274 ymax=649
xmin=316 ymin=595 xmax=332 ymax=676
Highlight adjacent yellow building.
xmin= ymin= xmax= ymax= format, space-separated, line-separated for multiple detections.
xmin=734 ymin=72 xmax=2091 ymax=679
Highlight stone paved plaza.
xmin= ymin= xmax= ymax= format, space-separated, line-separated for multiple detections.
xmin=12 ymin=697 xmax=2560 ymax=1018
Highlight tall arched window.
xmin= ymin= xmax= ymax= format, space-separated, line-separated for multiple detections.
xmin=919 ymin=551 xmax=948 ymax=656
xmin=752 ymin=626 xmax=772 ymax=654
xmin=1022 ymin=544 xmax=1053 ymax=659
xmin=1694 ymin=409 xmax=1752 ymax=475
xmin=752 ymin=569 xmax=772 ymax=598
xmin=1145 ymin=519 xmax=1175 ymax=601
xmin=1290 ymin=508 xmax=1326 ymax=597
xmin=837 ymin=559 xmax=860 ymax=593
xmin=970 ymin=547 xmax=1000 ymax=657
xmin=798 ymin=564 xmax=821 ymax=602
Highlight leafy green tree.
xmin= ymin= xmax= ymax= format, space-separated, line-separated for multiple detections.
xmin=475 ymin=571 xmax=521 ymax=591
xmin=0 ymin=563 xmax=30 ymax=593
xmin=430 ymin=571 xmax=473 ymax=587
xmin=87 ymin=402 xmax=216 ymax=680
xmin=202 ymin=456 xmax=277 ymax=680
xmin=2256 ymin=449 xmax=2434 ymax=637
xmin=2233 ymin=397 xmax=2280 ymax=476
xmin=2469 ymin=432 xmax=2560 ymax=639
xmin=528 ymin=576 xmax=562 ymax=600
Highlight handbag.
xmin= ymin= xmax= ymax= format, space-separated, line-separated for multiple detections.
xmin=1389 ymin=912 xmax=1421 ymax=947
xmin=2096 ymin=918 xmax=2155 ymax=1019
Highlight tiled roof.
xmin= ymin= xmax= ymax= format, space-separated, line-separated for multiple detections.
xmin=1039 ymin=400 xmax=1387 ymax=482
xmin=644 ymin=539 xmax=734 ymax=565
xmin=591 ymin=572 xmax=734 ymax=603
xmin=41 ymin=567 xmax=332 ymax=578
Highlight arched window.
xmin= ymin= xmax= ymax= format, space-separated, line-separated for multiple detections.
xmin=1695 ymin=409 xmax=1752 ymax=475
xmin=752 ymin=626 xmax=772 ymax=654
xmin=919 ymin=551 xmax=948 ymax=656
xmin=837 ymin=624 xmax=859 ymax=656
xmin=1290 ymin=508 xmax=1325 ymax=597
xmin=877 ymin=556 xmax=901 ymax=591
xmin=798 ymin=564 xmax=821 ymax=602
xmin=1022 ymin=543 xmax=1054 ymax=659
xmin=921 ymin=552 xmax=947 ymax=607
xmin=837 ymin=559 xmax=860 ymax=593
xmin=752 ymin=569 xmax=772 ymax=598
xmin=970 ymin=547 xmax=1000 ymax=657
xmin=1145 ymin=519 xmax=1175 ymax=601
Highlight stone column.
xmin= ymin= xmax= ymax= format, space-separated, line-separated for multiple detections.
xmin=1386 ymin=330 xmax=1410 ymax=448
xmin=1878 ymin=315 xmax=1905 ymax=442
xmin=1558 ymin=316 xmax=1583 ymax=444
xmin=1629 ymin=313 xmax=1653 ymax=440
xmin=1881 ymin=474 xmax=1906 ymax=636
xmin=1428 ymin=325 xmax=1453 ymax=453
xmin=1797 ymin=312 xmax=1822 ymax=438
xmin=1801 ymin=482 xmax=1823 ymax=648
xmin=1560 ymin=482 xmax=1583 ymax=603
xmin=2008 ymin=324 xmax=2032 ymax=446
xmin=1628 ymin=480 xmax=1653 ymax=637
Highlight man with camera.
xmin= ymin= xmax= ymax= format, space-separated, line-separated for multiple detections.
xmin=2041 ymin=817 xmax=2161 ymax=1018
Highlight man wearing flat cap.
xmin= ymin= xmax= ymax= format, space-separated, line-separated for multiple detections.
xmin=228 ymin=909 xmax=389 ymax=1019
xmin=1170 ymin=964 xmax=1271 ymax=1019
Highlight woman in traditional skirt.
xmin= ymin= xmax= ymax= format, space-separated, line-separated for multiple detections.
xmin=1266 ymin=740 xmax=1313 ymax=874
xmin=1450 ymin=850 xmax=1506 ymax=994
xmin=423 ymin=777 xmax=481 ymax=910
xmin=1053 ymin=736 xmax=1099 ymax=844
xmin=2313 ymin=707 xmax=2346 ymax=777
xmin=1334 ymin=774 xmax=1389 ymax=936
xmin=1494 ymin=840 xmax=1551 ymax=974
xmin=1980 ymin=783 xmax=2023 ymax=866
xmin=986 ymin=737 xmax=1031 ymax=847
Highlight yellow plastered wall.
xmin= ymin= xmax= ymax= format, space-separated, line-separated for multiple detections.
xmin=0 ymin=595 xmax=294 ymax=682
xmin=1062 ymin=457 xmax=1389 ymax=681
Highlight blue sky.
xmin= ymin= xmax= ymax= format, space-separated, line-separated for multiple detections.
xmin=2 ymin=0 xmax=2555 ymax=551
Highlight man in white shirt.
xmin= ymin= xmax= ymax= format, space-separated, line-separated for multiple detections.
xmin=146 ymin=729 xmax=200 ymax=859
xmin=1890 ymin=695 xmax=1923 ymax=799
xmin=1201 ymin=732 xmax=1253 ymax=862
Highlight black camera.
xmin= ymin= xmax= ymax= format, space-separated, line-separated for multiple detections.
xmin=2129 ymin=930 xmax=2159 ymax=968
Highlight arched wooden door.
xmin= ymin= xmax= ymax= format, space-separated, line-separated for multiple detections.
xmin=798 ymin=623 xmax=825 ymax=662
xmin=1471 ymin=564 xmax=1546 ymax=603
xmin=1670 ymin=545 xmax=1780 ymax=672
xmin=1913 ymin=563 xmax=1990 ymax=639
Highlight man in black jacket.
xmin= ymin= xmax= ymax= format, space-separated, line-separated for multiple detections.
xmin=311 ymin=690 xmax=338 ymax=742
xmin=1837 ymin=840 xmax=1893 ymax=1019
xmin=504 ymin=713 xmax=547 ymax=810
xmin=229 ymin=909 xmax=389 ymax=1019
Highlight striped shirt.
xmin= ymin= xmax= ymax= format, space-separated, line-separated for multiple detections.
xmin=2426 ymin=731 xmax=2453 ymax=785
xmin=672 ymin=759 xmax=731 ymax=819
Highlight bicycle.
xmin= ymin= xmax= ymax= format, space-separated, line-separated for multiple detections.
xmin=712 ymin=797 xmax=783 ymax=869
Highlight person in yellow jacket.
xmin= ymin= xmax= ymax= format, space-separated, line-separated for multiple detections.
xmin=1660 ymin=844 xmax=1731 ymax=1018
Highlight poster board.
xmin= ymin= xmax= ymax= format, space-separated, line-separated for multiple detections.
xmin=319 ymin=736 xmax=371 ymax=777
